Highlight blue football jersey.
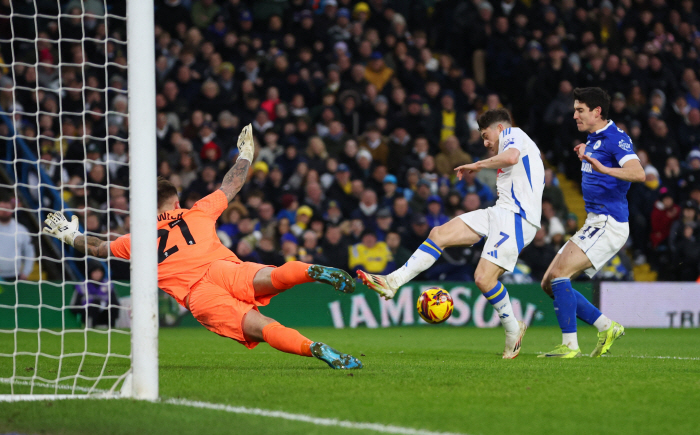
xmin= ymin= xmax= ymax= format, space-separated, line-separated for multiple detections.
xmin=581 ymin=121 xmax=639 ymax=223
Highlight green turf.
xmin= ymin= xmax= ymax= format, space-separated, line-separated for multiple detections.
xmin=1 ymin=326 xmax=699 ymax=435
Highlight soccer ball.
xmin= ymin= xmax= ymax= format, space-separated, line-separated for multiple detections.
xmin=416 ymin=287 xmax=454 ymax=324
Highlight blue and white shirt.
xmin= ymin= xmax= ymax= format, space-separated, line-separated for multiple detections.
xmin=495 ymin=127 xmax=545 ymax=228
xmin=581 ymin=120 xmax=639 ymax=223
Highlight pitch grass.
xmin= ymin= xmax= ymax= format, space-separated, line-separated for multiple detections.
xmin=1 ymin=326 xmax=700 ymax=435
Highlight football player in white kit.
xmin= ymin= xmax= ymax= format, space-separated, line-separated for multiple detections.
xmin=358 ymin=109 xmax=545 ymax=359
xmin=538 ymin=87 xmax=645 ymax=359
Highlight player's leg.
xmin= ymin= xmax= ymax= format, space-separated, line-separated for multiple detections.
xmin=242 ymin=309 xmax=362 ymax=369
xmin=252 ymin=263 xmax=354 ymax=297
xmin=539 ymin=241 xmax=618 ymax=357
xmin=538 ymin=242 xmax=590 ymax=357
xmin=359 ymin=213 xmax=485 ymax=299
xmin=473 ymin=258 xmax=527 ymax=358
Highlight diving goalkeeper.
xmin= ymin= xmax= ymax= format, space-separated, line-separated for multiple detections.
xmin=43 ymin=125 xmax=362 ymax=369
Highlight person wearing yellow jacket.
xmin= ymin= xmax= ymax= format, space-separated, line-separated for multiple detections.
xmin=348 ymin=229 xmax=394 ymax=274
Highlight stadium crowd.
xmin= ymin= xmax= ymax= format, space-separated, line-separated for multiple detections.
xmin=2 ymin=0 xmax=700 ymax=282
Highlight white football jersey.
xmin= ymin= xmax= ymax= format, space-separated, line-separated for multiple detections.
xmin=494 ymin=127 xmax=545 ymax=228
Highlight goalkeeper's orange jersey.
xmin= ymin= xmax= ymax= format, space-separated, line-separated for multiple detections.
xmin=110 ymin=190 xmax=239 ymax=307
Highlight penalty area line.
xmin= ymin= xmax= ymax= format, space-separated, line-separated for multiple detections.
xmin=164 ymin=398 xmax=471 ymax=435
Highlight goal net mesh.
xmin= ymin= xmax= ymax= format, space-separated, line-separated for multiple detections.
xmin=0 ymin=0 xmax=133 ymax=397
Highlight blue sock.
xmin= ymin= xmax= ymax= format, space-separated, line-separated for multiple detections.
xmin=574 ymin=289 xmax=602 ymax=325
xmin=551 ymin=278 xmax=577 ymax=333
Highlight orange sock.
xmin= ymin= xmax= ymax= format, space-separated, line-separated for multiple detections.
xmin=262 ymin=322 xmax=313 ymax=357
xmin=270 ymin=261 xmax=313 ymax=290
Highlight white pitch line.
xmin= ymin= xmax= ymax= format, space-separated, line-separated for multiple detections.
xmin=164 ymin=398 xmax=471 ymax=435
xmin=534 ymin=352 xmax=700 ymax=360
xmin=606 ymin=355 xmax=700 ymax=361
xmin=1 ymin=379 xmax=470 ymax=435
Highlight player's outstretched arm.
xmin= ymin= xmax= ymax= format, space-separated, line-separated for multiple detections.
xmin=455 ymin=148 xmax=520 ymax=179
xmin=219 ymin=124 xmax=253 ymax=202
xmin=43 ymin=212 xmax=110 ymax=258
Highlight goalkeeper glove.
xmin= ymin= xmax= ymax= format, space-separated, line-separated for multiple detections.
xmin=43 ymin=212 xmax=81 ymax=247
xmin=237 ymin=123 xmax=254 ymax=162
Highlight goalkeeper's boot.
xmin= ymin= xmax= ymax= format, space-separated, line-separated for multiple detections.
xmin=503 ymin=321 xmax=527 ymax=359
xmin=308 ymin=265 xmax=355 ymax=294
xmin=537 ymin=344 xmax=582 ymax=358
xmin=357 ymin=270 xmax=398 ymax=300
xmin=591 ymin=321 xmax=625 ymax=357
xmin=311 ymin=342 xmax=363 ymax=369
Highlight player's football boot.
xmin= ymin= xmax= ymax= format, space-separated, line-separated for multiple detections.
xmin=308 ymin=265 xmax=355 ymax=294
xmin=310 ymin=342 xmax=363 ymax=369
xmin=537 ymin=344 xmax=582 ymax=358
xmin=503 ymin=321 xmax=527 ymax=359
xmin=590 ymin=321 xmax=625 ymax=357
xmin=356 ymin=270 xmax=398 ymax=300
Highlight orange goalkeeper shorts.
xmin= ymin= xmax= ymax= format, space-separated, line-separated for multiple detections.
xmin=187 ymin=260 xmax=275 ymax=349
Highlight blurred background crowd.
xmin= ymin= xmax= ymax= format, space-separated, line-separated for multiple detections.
xmin=2 ymin=0 xmax=700 ymax=283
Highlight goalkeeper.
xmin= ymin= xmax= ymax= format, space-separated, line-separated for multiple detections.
xmin=44 ymin=125 xmax=362 ymax=370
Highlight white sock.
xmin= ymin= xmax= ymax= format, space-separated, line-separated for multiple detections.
xmin=388 ymin=238 xmax=442 ymax=287
xmin=494 ymin=295 xmax=519 ymax=334
xmin=484 ymin=283 xmax=519 ymax=334
xmin=562 ymin=332 xmax=579 ymax=350
xmin=593 ymin=314 xmax=612 ymax=332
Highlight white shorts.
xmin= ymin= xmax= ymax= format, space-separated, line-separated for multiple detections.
xmin=558 ymin=212 xmax=629 ymax=278
xmin=459 ymin=206 xmax=537 ymax=272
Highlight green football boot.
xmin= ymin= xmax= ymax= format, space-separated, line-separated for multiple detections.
xmin=590 ymin=321 xmax=625 ymax=358
xmin=537 ymin=344 xmax=583 ymax=358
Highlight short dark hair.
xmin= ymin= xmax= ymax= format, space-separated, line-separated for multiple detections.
xmin=477 ymin=108 xmax=512 ymax=130
xmin=157 ymin=176 xmax=178 ymax=209
xmin=573 ymin=87 xmax=610 ymax=120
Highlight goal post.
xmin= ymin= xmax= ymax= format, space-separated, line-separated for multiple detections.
xmin=126 ymin=0 xmax=159 ymax=401
xmin=0 ymin=0 xmax=158 ymax=401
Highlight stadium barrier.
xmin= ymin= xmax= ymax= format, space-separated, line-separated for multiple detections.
xmin=1 ymin=281 xmax=594 ymax=329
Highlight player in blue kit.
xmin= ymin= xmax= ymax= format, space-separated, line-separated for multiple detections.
xmin=539 ymin=87 xmax=645 ymax=358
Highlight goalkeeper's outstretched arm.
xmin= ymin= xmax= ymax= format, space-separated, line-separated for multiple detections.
xmin=219 ymin=124 xmax=254 ymax=203
xmin=74 ymin=235 xmax=110 ymax=258
xmin=43 ymin=212 xmax=110 ymax=258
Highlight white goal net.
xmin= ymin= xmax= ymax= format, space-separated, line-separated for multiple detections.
xmin=0 ymin=0 xmax=157 ymax=400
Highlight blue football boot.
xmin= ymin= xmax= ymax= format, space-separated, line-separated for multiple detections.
xmin=308 ymin=265 xmax=355 ymax=294
xmin=311 ymin=342 xmax=363 ymax=369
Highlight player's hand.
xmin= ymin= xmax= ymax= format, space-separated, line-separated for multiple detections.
xmin=581 ymin=154 xmax=610 ymax=175
xmin=574 ymin=143 xmax=587 ymax=159
xmin=43 ymin=212 xmax=81 ymax=247
xmin=455 ymin=162 xmax=481 ymax=180
xmin=237 ymin=123 xmax=254 ymax=162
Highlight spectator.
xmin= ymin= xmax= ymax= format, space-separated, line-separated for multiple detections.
xmin=542 ymin=199 xmax=565 ymax=249
xmin=299 ymin=230 xmax=326 ymax=264
xmin=425 ymin=195 xmax=449 ymax=228
xmin=321 ymin=224 xmax=349 ymax=271
xmin=520 ymin=225 xmax=557 ymax=282
xmin=359 ymin=123 xmax=389 ymax=166
xmin=364 ymin=52 xmax=393 ymax=92
xmin=650 ymin=189 xmax=680 ymax=249
xmin=256 ymin=237 xmax=285 ymax=267
xmin=408 ymin=179 xmax=432 ymax=215
xmin=455 ymin=170 xmax=495 ymax=206
xmin=70 ymin=262 xmax=120 ymax=328
xmin=430 ymin=90 xmax=470 ymax=146
xmin=385 ymin=231 xmax=411 ymax=269
xmin=348 ymin=229 xmax=393 ymax=274
xmin=543 ymin=169 xmax=568 ymax=219
xmin=0 ymin=192 xmax=35 ymax=282
xmin=435 ymin=135 xmax=472 ymax=177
